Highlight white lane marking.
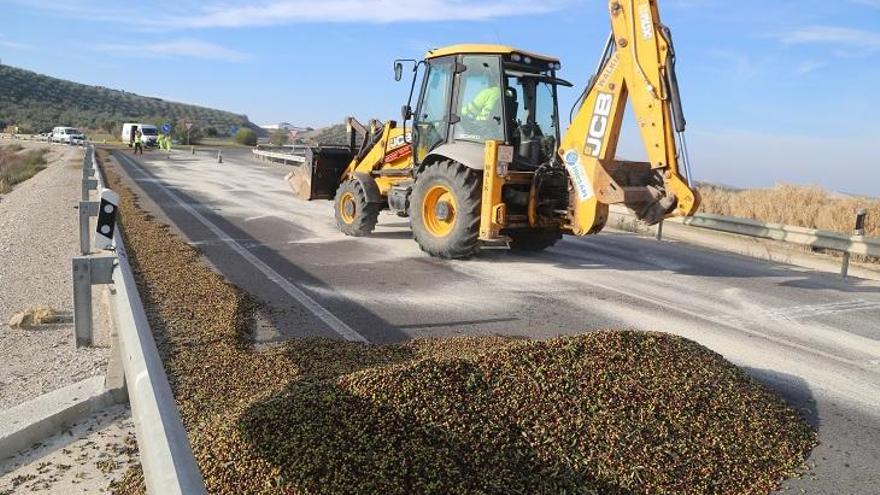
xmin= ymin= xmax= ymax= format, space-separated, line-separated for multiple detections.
xmin=535 ymin=245 xmax=880 ymax=360
xmin=711 ymin=300 xmax=880 ymax=326
xmin=449 ymin=258 xmax=870 ymax=369
xmin=118 ymin=153 xmax=369 ymax=343
xmin=546 ymin=276 xmax=870 ymax=368
xmin=244 ymin=214 xmax=275 ymax=222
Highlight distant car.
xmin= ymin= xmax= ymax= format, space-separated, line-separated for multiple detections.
xmin=70 ymin=133 xmax=86 ymax=146
xmin=51 ymin=126 xmax=84 ymax=144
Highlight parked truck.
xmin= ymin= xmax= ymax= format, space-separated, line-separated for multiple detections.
xmin=121 ymin=123 xmax=159 ymax=148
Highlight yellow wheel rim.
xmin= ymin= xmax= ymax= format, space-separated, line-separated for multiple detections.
xmin=339 ymin=192 xmax=357 ymax=224
xmin=422 ymin=184 xmax=457 ymax=238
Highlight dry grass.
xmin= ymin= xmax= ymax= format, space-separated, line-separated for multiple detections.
xmin=698 ymin=184 xmax=879 ymax=237
xmin=8 ymin=306 xmax=57 ymax=328
xmin=0 ymin=146 xmax=49 ymax=194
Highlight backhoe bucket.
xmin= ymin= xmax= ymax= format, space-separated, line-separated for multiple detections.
xmin=286 ymin=145 xmax=354 ymax=201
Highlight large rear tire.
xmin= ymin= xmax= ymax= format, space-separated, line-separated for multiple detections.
xmin=410 ymin=160 xmax=481 ymax=259
xmin=334 ymin=179 xmax=379 ymax=237
xmin=507 ymin=229 xmax=562 ymax=252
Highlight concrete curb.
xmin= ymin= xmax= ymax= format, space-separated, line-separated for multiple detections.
xmin=0 ymin=376 xmax=122 ymax=461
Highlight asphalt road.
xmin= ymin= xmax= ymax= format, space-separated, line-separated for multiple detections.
xmin=110 ymin=147 xmax=880 ymax=494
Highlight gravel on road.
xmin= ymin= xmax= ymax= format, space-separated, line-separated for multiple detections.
xmin=0 ymin=404 xmax=138 ymax=494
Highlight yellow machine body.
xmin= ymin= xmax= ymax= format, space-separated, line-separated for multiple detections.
xmin=288 ymin=0 xmax=701 ymax=258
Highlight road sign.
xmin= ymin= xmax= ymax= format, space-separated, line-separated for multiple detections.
xmin=289 ymin=129 xmax=299 ymax=141
xmin=229 ymin=125 xmax=238 ymax=136
xmin=185 ymin=122 xmax=193 ymax=131
xmin=161 ymin=123 xmax=172 ymax=134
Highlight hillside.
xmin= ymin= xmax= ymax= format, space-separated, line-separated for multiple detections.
xmin=0 ymin=63 xmax=261 ymax=135
xmin=295 ymin=123 xmax=351 ymax=145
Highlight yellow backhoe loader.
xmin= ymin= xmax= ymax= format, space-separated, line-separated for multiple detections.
xmin=287 ymin=0 xmax=700 ymax=258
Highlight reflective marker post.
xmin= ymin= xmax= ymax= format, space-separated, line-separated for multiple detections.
xmin=841 ymin=208 xmax=868 ymax=279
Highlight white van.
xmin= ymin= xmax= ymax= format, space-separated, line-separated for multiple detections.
xmin=121 ymin=123 xmax=159 ymax=147
xmin=51 ymin=126 xmax=85 ymax=144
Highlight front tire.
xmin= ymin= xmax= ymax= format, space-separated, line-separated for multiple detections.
xmin=334 ymin=179 xmax=379 ymax=237
xmin=410 ymin=160 xmax=481 ymax=259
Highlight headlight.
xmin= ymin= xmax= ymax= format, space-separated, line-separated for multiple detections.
xmin=523 ymin=56 xmax=532 ymax=64
xmin=511 ymin=53 xmax=522 ymax=62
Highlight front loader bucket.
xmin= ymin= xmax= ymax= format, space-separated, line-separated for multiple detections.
xmin=286 ymin=145 xmax=354 ymax=201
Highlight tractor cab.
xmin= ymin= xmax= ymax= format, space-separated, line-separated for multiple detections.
xmin=398 ymin=44 xmax=571 ymax=172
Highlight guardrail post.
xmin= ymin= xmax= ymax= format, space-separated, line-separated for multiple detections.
xmin=217 ymin=150 xmax=223 ymax=163
xmin=82 ymin=178 xmax=98 ymax=201
xmin=72 ymin=257 xmax=93 ymax=347
xmin=78 ymin=201 xmax=99 ymax=254
xmin=656 ymin=221 xmax=664 ymax=241
xmin=83 ymin=153 xmax=95 ymax=179
xmin=72 ymin=255 xmax=116 ymax=347
xmin=842 ymin=208 xmax=869 ymax=279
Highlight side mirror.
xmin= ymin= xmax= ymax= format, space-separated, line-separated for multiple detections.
xmin=401 ymin=105 xmax=413 ymax=121
xmin=394 ymin=62 xmax=404 ymax=82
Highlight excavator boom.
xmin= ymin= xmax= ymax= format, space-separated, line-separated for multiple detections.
xmin=559 ymin=0 xmax=700 ymax=235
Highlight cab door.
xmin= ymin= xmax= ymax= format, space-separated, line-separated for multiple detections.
xmin=413 ymin=56 xmax=454 ymax=164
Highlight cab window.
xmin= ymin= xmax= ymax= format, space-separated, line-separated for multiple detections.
xmin=453 ymin=55 xmax=503 ymax=143
xmin=505 ymin=72 xmax=559 ymax=166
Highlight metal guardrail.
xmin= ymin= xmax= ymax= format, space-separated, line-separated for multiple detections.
xmin=74 ymin=145 xmax=207 ymax=495
xmin=610 ymin=205 xmax=877 ymax=278
xmin=255 ymin=143 xmax=311 ymax=153
xmin=0 ymin=133 xmax=43 ymax=141
xmin=680 ymin=213 xmax=879 ymax=258
xmin=252 ymin=147 xmax=307 ymax=164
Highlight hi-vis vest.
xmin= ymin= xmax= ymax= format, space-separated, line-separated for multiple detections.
xmin=461 ymin=87 xmax=501 ymax=121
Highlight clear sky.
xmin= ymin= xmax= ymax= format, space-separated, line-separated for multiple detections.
xmin=2 ymin=0 xmax=879 ymax=196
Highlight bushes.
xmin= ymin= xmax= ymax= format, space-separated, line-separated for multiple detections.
xmin=269 ymin=129 xmax=289 ymax=146
xmin=172 ymin=124 xmax=203 ymax=145
xmin=234 ymin=128 xmax=257 ymax=146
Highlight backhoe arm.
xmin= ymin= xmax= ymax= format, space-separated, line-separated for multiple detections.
xmin=559 ymin=0 xmax=699 ymax=236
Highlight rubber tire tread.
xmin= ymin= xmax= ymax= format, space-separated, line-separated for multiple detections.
xmin=410 ymin=160 xmax=482 ymax=259
xmin=334 ymin=179 xmax=380 ymax=237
